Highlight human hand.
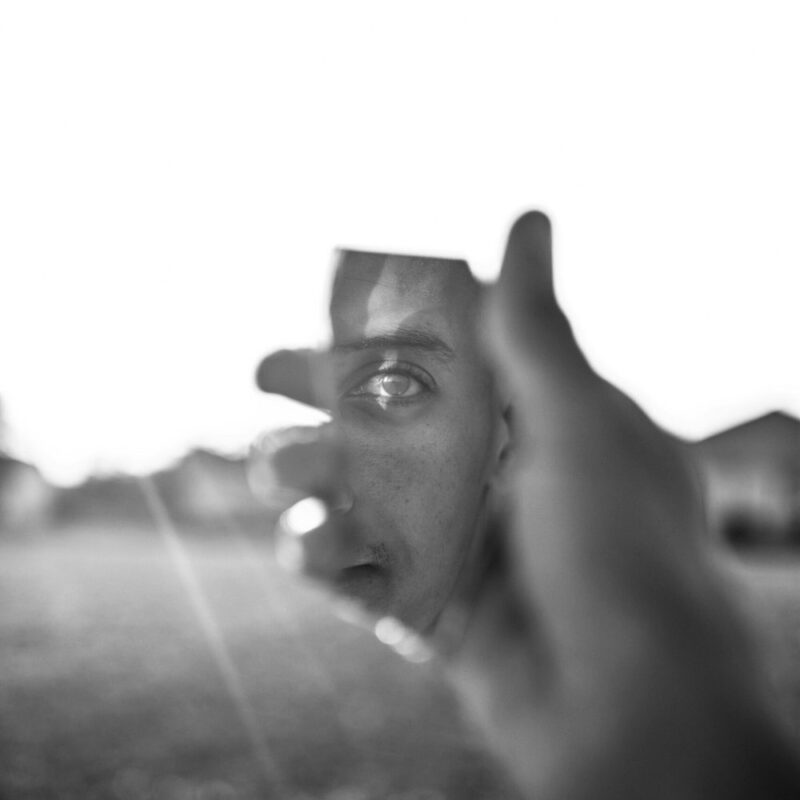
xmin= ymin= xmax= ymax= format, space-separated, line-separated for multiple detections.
xmin=442 ymin=211 xmax=800 ymax=799
xmin=252 ymin=214 xmax=800 ymax=799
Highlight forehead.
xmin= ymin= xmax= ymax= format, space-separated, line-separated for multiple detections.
xmin=329 ymin=250 xmax=481 ymax=348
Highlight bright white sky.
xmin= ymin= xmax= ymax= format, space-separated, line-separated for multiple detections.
xmin=2 ymin=2 xmax=799 ymax=485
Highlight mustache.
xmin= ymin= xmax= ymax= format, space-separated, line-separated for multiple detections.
xmin=367 ymin=541 xmax=391 ymax=568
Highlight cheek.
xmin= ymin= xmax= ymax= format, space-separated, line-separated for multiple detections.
xmin=344 ymin=411 xmax=494 ymax=548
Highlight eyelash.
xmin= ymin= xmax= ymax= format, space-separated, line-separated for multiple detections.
xmin=344 ymin=361 xmax=435 ymax=405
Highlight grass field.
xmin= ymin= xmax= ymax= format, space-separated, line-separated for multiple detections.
xmin=0 ymin=526 xmax=519 ymax=800
xmin=1 ymin=526 xmax=799 ymax=800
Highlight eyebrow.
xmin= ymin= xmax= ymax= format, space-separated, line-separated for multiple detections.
xmin=333 ymin=327 xmax=455 ymax=360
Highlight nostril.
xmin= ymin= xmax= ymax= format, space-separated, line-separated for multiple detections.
xmin=329 ymin=489 xmax=354 ymax=514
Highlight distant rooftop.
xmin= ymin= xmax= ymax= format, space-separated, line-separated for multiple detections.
xmin=698 ymin=410 xmax=800 ymax=445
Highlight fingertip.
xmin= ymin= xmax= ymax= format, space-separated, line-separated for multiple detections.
xmin=254 ymin=348 xmax=321 ymax=407
xmin=507 ymin=212 xmax=552 ymax=261
xmin=500 ymin=211 xmax=554 ymax=304
xmin=490 ymin=210 xmax=556 ymax=354
xmin=486 ymin=211 xmax=595 ymax=395
xmin=255 ymin=349 xmax=293 ymax=392
xmin=509 ymin=210 xmax=551 ymax=240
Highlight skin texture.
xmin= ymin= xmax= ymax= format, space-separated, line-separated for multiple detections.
xmin=256 ymin=215 xmax=800 ymax=798
xmin=258 ymin=250 xmax=507 ymax=633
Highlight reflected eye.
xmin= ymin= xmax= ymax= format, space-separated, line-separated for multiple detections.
xmin=359 ymin=372 xmax=423 ymax=399
xmin=344 ymin=363 xmax=433 ymax=406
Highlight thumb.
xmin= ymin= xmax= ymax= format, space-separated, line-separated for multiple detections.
xmin=486 ymin=211 xmax=597 ymax=420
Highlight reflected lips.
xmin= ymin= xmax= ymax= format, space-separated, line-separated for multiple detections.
xmin=335 ymin=563 xmax=387 ymax=612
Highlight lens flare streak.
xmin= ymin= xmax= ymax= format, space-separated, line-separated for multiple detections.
xmin=138 ymin=476 xmax=290 ymax=796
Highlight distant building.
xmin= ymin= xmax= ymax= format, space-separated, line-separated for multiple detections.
xmin=153 ymin=449 xmax=265 ymax=529
xmin=691 ymin=411 xmax=800 ymax=547
xmin=0 ymin=454 xmax=54 ymax=533
xmin=52 ymin=472 xmax=151 ymax=527
xmin=51 ymin=449 xmax=268 ymax=535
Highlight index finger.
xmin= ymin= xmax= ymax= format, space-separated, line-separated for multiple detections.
xmin=255 ymin=347 xmax=335 ymax=410
xmin=486 ymin=211 xmax=598 ymax=417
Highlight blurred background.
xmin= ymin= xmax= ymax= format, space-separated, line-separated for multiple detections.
xmin=1 ymin=2 xmax=799 ymax=798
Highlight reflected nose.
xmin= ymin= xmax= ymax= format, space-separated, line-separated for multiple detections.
xmin=329 ymin=488 xmax=354 ymax=514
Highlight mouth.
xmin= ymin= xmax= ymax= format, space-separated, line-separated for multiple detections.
xmin=334 ymin=563 xmax=389 ymax=613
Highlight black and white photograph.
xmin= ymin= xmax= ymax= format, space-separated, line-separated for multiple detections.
xmin=2 ymin=3 xmax=800 ymax=799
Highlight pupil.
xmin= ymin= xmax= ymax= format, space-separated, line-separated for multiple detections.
xmin=381 ymin=374 xmax=410 ymax=396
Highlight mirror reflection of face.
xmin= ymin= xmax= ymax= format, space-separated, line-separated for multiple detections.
xmin=325 ymin=251 xmax=506 ymax=633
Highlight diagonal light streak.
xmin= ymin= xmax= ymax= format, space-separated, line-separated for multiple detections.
xmin=137 ymin=476 xmax=291 ymax=796
xmin=189 ymin=461 xmax=361 ymax=742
